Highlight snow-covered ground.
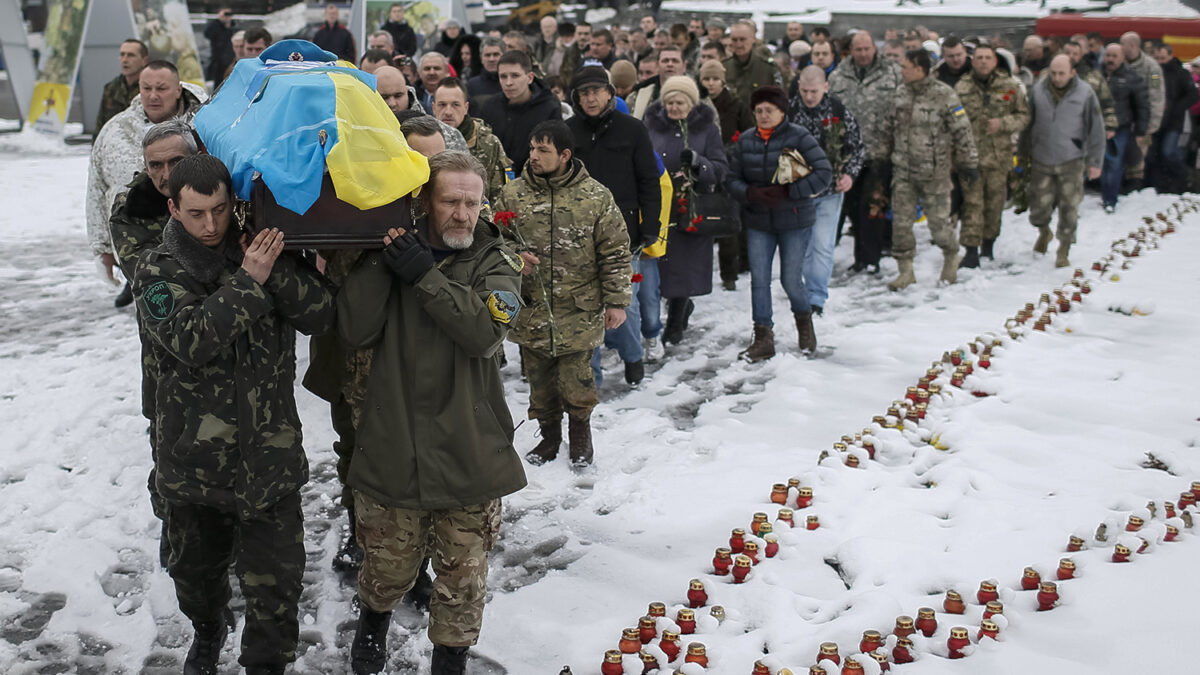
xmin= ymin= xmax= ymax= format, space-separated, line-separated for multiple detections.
xmin=1 ymin=130 xmax=1198 ymax=674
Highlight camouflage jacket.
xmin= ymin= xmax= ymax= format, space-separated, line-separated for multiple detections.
xmin=337 ymin=218 xmax=527 ymax=510
xmin=109 ymin=171 xmax=172 ymax=419
xmin=882 ymin=77 xmax=979 ymax=185
xmin=133 ymin=221 xmax=335 ymax=518
xmin=86 ymin=82 xmax=208 ymax=258
xmin=493 ymin=159 xmax=631 ymax=355
xmin=955 ymin=71 xmax=1031 ymax=170
xmin=1072 ymin=61 xmax=1120 ymax=132
xmin=722 ymin=54 xmax=783 ymax=106
xmin=1126 ymin=52 xmax=1165 ymax=134
xmin=828 ymin=55 xmax=903 ymax=163
xmin=95 ymin=73 xmax=139 ymax=134
xmin=461 ymin=116 xmax=511 ymax=204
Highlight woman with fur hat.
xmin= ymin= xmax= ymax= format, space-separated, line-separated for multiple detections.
xmin=644 ymin=75 xmax=730 ymax=346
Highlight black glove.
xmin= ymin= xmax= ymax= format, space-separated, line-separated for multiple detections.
xmin=680 ymin=148 xmax=699 ymax=168
xmin=382 ymin=231 xmax=434 ymax=284
xmin=959 ymin=167 xmax=981 ymax=187
xmin=639 ymin=233 xmax=659 ymax=250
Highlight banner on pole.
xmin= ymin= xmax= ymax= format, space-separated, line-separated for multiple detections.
xmin=131 ymin=0 xmax=204 ymax=85
xmin=27 ymin=0 xmax=93 ymax=132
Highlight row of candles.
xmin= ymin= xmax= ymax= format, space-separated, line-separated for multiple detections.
xmin=591 ymin=200 xmax=1194 ymax=674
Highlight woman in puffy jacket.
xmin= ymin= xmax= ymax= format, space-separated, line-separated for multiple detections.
xmin=727 ymin=85 xmax=831 ymax=362
xmin=644 ymin=76 xmax=729 ymax=346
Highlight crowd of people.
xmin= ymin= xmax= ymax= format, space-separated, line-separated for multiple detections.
xmin=80 ymin=5 xmax=1199 ymax=675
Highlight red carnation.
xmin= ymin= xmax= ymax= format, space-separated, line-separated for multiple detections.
xmin=677 ymin=206 xmax=687 ymax=214
xmin=732 ymin=130 xmax=741 ymax=142
xmin=822 ymin=118 xmax=831 ymax=127
xmin=494 ymin=211 xmax=517 ymax=227
xmin=685 ymin=225 xmax=699 ymax=233
xmin=631 ymin=273 xmax=644 ymax=283
xmin=1003 ymin=95 xmax=1010 ymax=101
xmin=1008 ymin=89 xmax=1016 ymax=95
xmin=691 ymin=215 xmax=703 ymax=225
xmin=832 ymin=116 xmax=840 ymax=124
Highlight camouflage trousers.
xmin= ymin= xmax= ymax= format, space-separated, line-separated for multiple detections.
xmin=1124 ymin=133 xmax=1152 ymax=180
xmin=520 ymin=347 xmax=598 ymax=422
xmin=1029 ymin=158 xmax=1086 ymax=244
xmin=890 ymin=179 xmax=956 ymax=261
xmin=960 ymin=168 xmax=1010 ymax=247
xmin=165 ymin=492 xmax=305 ymax=670
xmin=354 ymin=491 xmax=502 ymax=646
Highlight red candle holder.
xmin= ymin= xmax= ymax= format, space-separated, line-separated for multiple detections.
xmin=893 ymin=615 xmax=915 ymax=638
xmin=1056 ymin=559 xmax=1076 ymax=580
xmin=806 ymin=515 xmax=820 ymax=530
xmin=845 ymin=454 xmax=861 ymax=468
xmin=1126 ymin=515 xmax=1144 ymax=532
xmin=676 ymin=608 xmax=696 ymax=635
xmin=778 ymin=508 xmax=795 ymax=528
xmin=1166 ymin=524 xmax=1179 ymax=542
xmin=1036 ymin=581 xmax=1059 ymax=611
xmin=869 ymin=651 xmax=890 ymax=672
xmin=1112 ymin=544 xmax=1131 ymax=563
xmin=684 ymin=643 xmax=708 ymax=668
xmin=916 ymin=607 xmax=938 ymax=638
xmin=1181 ymin=492 xmax=1197 ymax=510
xmin=1067 ymin=535 xmax=1085 ymax=552
xmin=751 ymin=512 xmax=769 ymax=535
xmin=978 ymin=619 xmax=1000 ymax=641
xmin=841 ymin=656 xmax=865 ymax=673
xmin=659 ymin=631 xmax=681 ymax=662
xmin=732 ymin=554 xmax=752 ymax=583
xmin=810 ymin=666 xmax=829 ymax=675
xmin=979 ymin=578 xmax=998 ymax=605
xmin=770 ymin=483 xmax=788 ymax=505
xmin=943 ymin=590 xmax=965 ymax=614
xmin=1021 ymin=567 xmax=1041 ymax=591
xmin=713 ymin=548 xmax=732 ymax=576
xmin=619 ymin=628 xmax=641 ymax=654
xmin=1165 ymin=501 xmax=1177 ymax=518
xmin=787 ymin=477 xmax=801 ymax=490
xmin=639 ymin=650 xmax=658 ymax=675
xmin=817 ymin=642 xmax=840 ymax=666
xmin=906 ymin=386 xmax=920 ymax=403
xmin=862 ymin=438 xmax=877 ymax=458
xmin=752 ymin=660 xmax=771 ymax=675
xmin=797 ymin=487 xmax=814 ymax=509
xmin=983 ymin=601 xmax=1004 ymax=620
xmin=730 ymin=528 xmax=746 ymax=554
xmin=602 ymin=649 xmax=625 ymax=675
xmin=893 ymin=636 xmax=915 ymax=664
xmin=743 ymin=540 xmax=760 ymax=564
xmin=1191 ymin=480 xmax=1200 ymax=502
xmin=764 ymin=533 xmax=779 ymax=558
xmin=860 ymin=630 xmax=883 ymax=654
xmin=947 ymin=627 xmax=970 ymax=659
xmin=638 ymin=616 xmax=657 ymax=644
xmin=687 ymin=579 xmax=707 ymax=609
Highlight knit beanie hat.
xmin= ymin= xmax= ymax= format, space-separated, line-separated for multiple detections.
xmin=699 ymin=60 xmax=726 ymax=82
xmin=571 ymin=65 xmax=612 ymax=93
xmin=610 ymin=60 xmax=638 ymax=90
xmin=660 ymin=75 xmax=700 ymax=107
xmin=750 ymin=85 xmax=788 ymax=114
xmin=789 ymin=40 xmax=812 ymax=58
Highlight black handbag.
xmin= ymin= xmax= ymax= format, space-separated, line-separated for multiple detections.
xmin=688 ymin=184 xmax=741 ymax=237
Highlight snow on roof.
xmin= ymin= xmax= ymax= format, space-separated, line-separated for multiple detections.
xmin=1108 ymin=0 xmax=1200 ymax=17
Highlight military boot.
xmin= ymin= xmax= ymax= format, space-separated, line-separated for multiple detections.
xmin=525 ymin=417 xmax=562 ymax=465
xmin=1033 ymin=226 xmax=1053 ymax=254
xmin=183 ymin=609 xmax=234 ymax=675
xmin=1055 ymin=241 xmax=1071 ymax=269
xmin=940 ymin=250 xmax=959 ymax=284
xmin=887 ymin=259 xmax=916 ymax=291
xmin=742 ymin=324 xmax=775 ymax=362
xmin=794 ymin=311 xmax=816 ymax=356
xmin=567 ymin=416 xmax=594 ymax=467
xmin=431 ymin=644 xmax=470 ymax=675
xmin=332 ymin=507 xmax=363 ymax=574
xmin=350 ymin=606 xmax=392 ymax=675
xmin=959 ymin=246 xmax=980 ymax=269
xmin=981 ymin=238 xmax=996 ymax=260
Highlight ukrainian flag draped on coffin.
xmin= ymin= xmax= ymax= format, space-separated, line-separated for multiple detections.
xmin=194 ymin=40 xmax=428 ymax=215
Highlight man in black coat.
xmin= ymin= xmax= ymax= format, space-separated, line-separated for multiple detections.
xmin=1102 ymin=44 xmax=1150 ymax=212
xmin=1149 ymin=44 xmax=1199 ymax=193
xmin=478 ymin=51 xmax=561 ymax=177
xmin=203 ymin=7 xmax=236 ymax=86
xmin=314 ymin=3 xmax=356 ymax=63
xmin=380 ymin=3 xmax=418 ymax=57
xmin=567 ymin=67 xmax=663 ymax=382
xmin=468 ymin=37 xmax=505 ymax=109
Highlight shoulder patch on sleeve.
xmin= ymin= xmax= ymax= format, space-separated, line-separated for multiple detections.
xmin=498 ymin=247 xmax=524 ymax=273
xmin=953 ymin=105 xmax=966 ymax=116
xmin=486 ymin=290 xmax=521 ymax=325
xmin=141 ymin=279 xmax=176 ymax=322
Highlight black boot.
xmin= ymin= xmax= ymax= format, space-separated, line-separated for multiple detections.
xmin=741 ymin=324 xmax=775 ymax=363
xmin=431 ymin=644 xmax=469 ymax=675
xmin=525 ymin=417 xmax=562 ymax=465
xmin=794 ymin=311 xmax=816 ymax=356
xmin=567 ymin=415 xmax=594 ymax=467
xmin=351 ymin=606 xmax=392 ymax=675
xmin=183 ymin=608 xmax=234 ymax=675
xmin=981 ymin=238 xmax=995 ymax=260
xmin=624 ymin=360 xmax=644 ymax=385
xmin=403 ymin=559 xmax=433 ymax=611
xmin=114 ymin=281 xmax=133 ymax=308
xmin=662 ymin=299 xmax=688 ymax=345
xmin=332 ymin=507 xmax=363 ymax=574
xmin=959 ymin=246 xmax=980 ymax=269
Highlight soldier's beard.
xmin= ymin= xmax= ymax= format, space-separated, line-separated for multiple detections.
xmin=438 ymin=220 xmax=475 ymax=250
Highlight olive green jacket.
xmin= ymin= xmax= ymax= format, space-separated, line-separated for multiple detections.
xmin=134 ymin=221 xmax=336 ymax=518
xmin=337 ymin=218 xmax=527 ymax=510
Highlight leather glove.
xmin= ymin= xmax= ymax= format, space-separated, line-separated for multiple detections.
xmin=382 ymin=231 xmax=434 ymax=284
xmin=958 ymin=167 xmax=981 ymax=187
xmin=680 ymin=149 xmax=700 ymax=168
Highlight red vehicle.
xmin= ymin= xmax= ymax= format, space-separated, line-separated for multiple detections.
xmin=1036 ymin=13 xmax=1200 ymax=59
